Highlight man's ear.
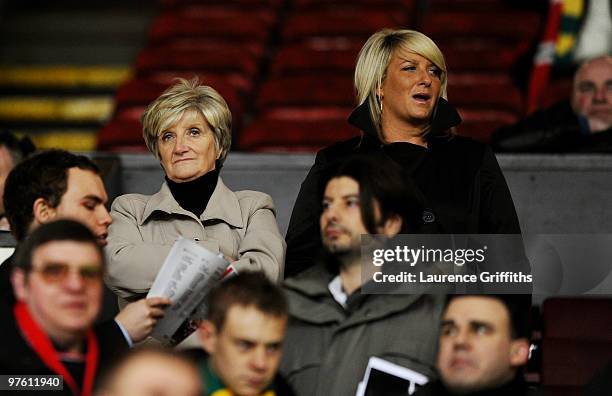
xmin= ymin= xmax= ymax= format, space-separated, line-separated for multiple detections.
xmin=382 ymin=214 xmax=402 ymax=237
xmin=199 ymin=320 xmax=218 ymax=355
xmin=509 ymin=338 xmax=530 ymax=367
xmin=32 ymin=198 xmax=57 ymax=225
xmin=11 ymin=268 xmax=28 ymax=302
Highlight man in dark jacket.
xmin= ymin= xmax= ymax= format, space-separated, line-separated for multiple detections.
xmin=0 ymin=220 xmax=128 ymax=396
xmin=492 ymin=55 xmax=612 ymax=153
xmin=280 ymin=156 xmax=446 ymax=396
xmin=416 ymin=294 xmax=535 ymax=396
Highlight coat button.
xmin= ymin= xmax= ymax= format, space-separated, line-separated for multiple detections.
xmin=422 ymin=210 xmax=435 ymax=223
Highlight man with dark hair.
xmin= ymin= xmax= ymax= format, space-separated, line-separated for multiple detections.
xmin=0 ymin=130 xmax=35 ymax=230
xmin=196 ymin=272 xmax=292 ymax=396
xmin=0 ymin=149 xmax=170 ymax=346
xmin=416 ymin=294 xmax=533 ymax=395
xmin=0 ymin=220 xmax=132 ymax=395
xmin=280 ymin=156 xmax=445 ymax=396
xmin=3 ymin=149 xmax=108 ymax=243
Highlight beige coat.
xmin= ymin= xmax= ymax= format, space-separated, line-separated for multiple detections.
xmin=104 ymin=177 xmax=285 ymax=306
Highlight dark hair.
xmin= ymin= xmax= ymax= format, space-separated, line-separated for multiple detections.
xmin=0 ymin=130 xmax=36 ymax=164
xmin=447 ymin=294 xmax=532 ymax=340
xmin=322 ymin=155 xmax=424 ymax=234
xmin=3 ymin=149 xmax=100 ymax=241
xmin=206 ymin=272 xmax=288 ymax=330
xmin=13 ymin=219 xmax=104 ymax=272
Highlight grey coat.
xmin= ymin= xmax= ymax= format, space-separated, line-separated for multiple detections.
xmin=104 ymin=177 xmax=285 ymax=306
xmin=280 ymin=263 xmax=445 ymax=396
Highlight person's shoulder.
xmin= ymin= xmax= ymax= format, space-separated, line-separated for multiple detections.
xmin=112 ymin=192 xmax=153 ymax=209
xmin=233 ymin=190 xmax=275 ymax=210
xmin=317 ymin=135 xmax=363 ymax=160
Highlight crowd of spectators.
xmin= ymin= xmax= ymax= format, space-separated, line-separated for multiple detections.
xmin=0 ymin=25 xmax=610 ymax=396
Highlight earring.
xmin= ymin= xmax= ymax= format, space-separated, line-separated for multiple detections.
xmin=379 ymin=96 xmax=383 ymax=113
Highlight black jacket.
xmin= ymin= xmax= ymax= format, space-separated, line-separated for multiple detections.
xmin=491 ymin=100 xmax=612 ymax=153
xmin=0 ymin=303 xmax=129 ymax=396
xmin=414 ymin=376 xmax=540 ymax=396
xmin=285 ymin=99 xmax=522 ymax=278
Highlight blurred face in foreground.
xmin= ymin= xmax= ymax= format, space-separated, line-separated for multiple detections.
xmin=437 ymin=296 xmax=529 ymax=394
xmin=97 ymin=351 xmax=201 ymax=396
xmin=201 ymin=304 xmax=287 ymax=396
xmin=12 ymin=240 xmax=103 ymax=344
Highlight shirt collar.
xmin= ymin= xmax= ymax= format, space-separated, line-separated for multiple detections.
xmin=140 ymin=177 xmax=244 ymax=228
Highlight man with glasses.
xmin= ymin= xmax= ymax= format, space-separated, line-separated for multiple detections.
xmin=0 ymin=220 xmax=138 ymax=395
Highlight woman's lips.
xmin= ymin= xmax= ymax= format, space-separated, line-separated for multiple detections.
xmin=173 ymin=158 xmax=194 ymax=164
xmin=412 ymin=93 xmax=431 ymax=103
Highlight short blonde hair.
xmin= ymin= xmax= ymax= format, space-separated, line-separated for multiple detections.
xmin=141 ymin=78 xmax=232 ymax=164
xmin=354 ymin=29 xmax=448 ymax=136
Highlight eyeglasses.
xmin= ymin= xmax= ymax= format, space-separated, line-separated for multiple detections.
xmin=30 ymin=263 xmax=103 ymax=284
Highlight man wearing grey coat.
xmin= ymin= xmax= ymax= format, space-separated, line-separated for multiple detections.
xmin=279 ymin=156 xmax=445 ymax=396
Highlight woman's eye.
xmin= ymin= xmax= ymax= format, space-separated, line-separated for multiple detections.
xmin=429 ymin=67 xmax=441 ymax=77
xmin=161 ymin=133 xmax=173 ymax=142
xmin=188 ymin=128 xmax=200 ymax=136
xmin=346 ymin=199 xmax=360 ymax=207
xmin=402 ymin=66 xmax=416 ymax=71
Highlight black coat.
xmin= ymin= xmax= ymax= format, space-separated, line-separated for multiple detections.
xmin=414 ymin=376 xmax=540 ymax=396
xmin=285 ymin=99 xmax=522 ymax=278
xmin=0 ymin=303 xmax=129 ymax=396
xmin=491 ymin=100 xmax=612 ymax=153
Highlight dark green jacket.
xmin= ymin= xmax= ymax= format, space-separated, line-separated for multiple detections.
xmin=279 ymin=263 xmax=445 ymax=396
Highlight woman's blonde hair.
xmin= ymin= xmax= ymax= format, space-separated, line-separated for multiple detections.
xmin=141 ymin=78 xmax=232 ymax=164
xmin=354 ymin=29 xmax=448 ymax=137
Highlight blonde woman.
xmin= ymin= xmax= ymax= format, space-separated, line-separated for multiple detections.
xmin=285 ymin=29 xmax=521 ymax=277
xmin=105 ymin=78 xmax=285 ymax=307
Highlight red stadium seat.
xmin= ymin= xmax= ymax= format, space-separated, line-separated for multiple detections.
xmin=149 ymin=13 xmax=270 ymax=43
xmin=256 ymin=76 xmax=355 ymax=111
xmin=270 ymin=43 xmax=360 ymax=77
xmin=239 ymin=113 xmax=359 ymax=152
xmin=134 ymin=47 xmax=260 ymax=81
xmin=168 ymin=4 xmax=276 ymax=26
xmin=150 ymin=38 xmax=265 ymax=59
xmin=455 ymin=108 xmax=518 ymax=142
xmin=540 ymin=297 xmax=612 ymax=396
xmin=422 ymin=11 xmax=542 ymax=42
xmin=97 ymin=118 xmax=146 ymax=151
xmin=112 ymin=76 xmax=244 ymax=124
xmin=448 ymin=73 xmax=524 ymax=115
xmin=282 ymin=10 xmax=411 ymax=41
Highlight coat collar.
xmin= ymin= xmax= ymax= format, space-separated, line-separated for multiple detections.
xmin=284 ymin=262 xmax=427 ymax=326
xmin=347 ymin=97 xmax=462 ymax=147
xmin=140 ymin=177 xmax=244 ymax=228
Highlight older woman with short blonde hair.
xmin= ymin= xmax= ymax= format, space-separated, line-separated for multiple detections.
xmin=105 ymin=78 xmax=285 ymax=307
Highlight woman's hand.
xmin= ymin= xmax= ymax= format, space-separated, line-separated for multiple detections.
xmin=115 ymin=297 xmax=171 ymax=344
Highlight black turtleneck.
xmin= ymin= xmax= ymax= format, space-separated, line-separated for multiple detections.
xmin=166 ymin=168 xmax=219 ymax=217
